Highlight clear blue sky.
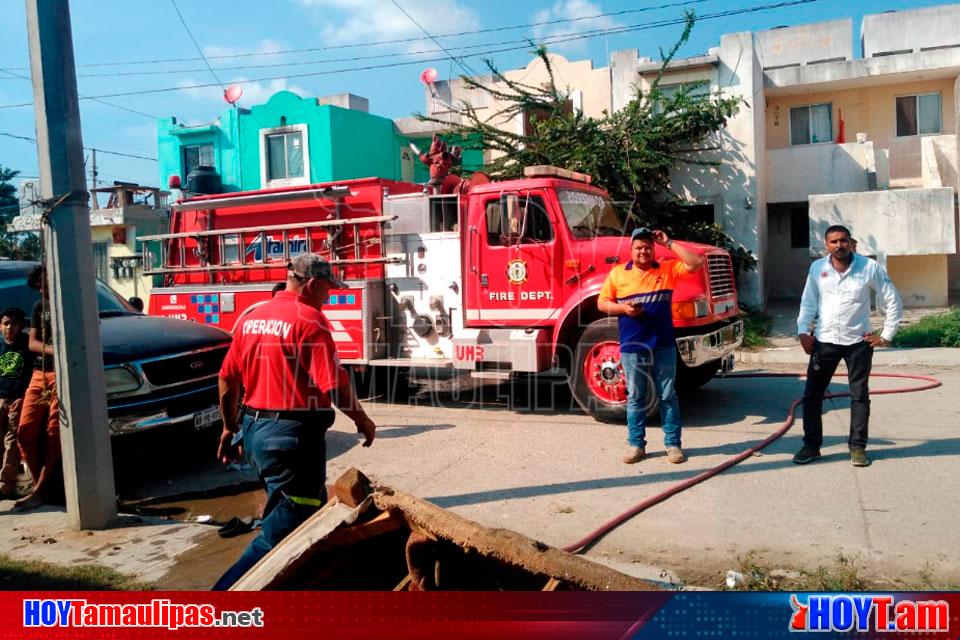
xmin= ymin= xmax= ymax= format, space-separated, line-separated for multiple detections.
xmin=0 ymin=0 xmax=952 ymax=189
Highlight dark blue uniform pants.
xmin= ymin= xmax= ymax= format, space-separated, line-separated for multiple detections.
xmin=212 ymin=411 xmax=333 ymax=590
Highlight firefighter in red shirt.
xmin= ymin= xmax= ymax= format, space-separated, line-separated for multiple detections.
xmin=212 ymin=254 xmax=376 ymax=590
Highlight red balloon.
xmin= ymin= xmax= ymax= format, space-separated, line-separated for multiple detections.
xmin=223 ymin=85 xmax=243 ymax=104
xmin=419 ymin=68 xmax=438 ymax=85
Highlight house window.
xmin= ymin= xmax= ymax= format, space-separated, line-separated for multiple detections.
xmin=656 ymin=82 xmax=710 ymax=113
xmin=259 ymin=124 xmax=309 ymax=186
xmin=896 ymin=93 xmax=941 ymax=137
xmin=789 ymin=103 xmax=833 ymax=145
xmin=266 ymin=131 xmax=304 ymax=180
xmin=92 ymin=242 xmax=110 ymax=281
xmin=183 ymin=144 xmax=213 ymax=176
xmin=485 ymin=196 xmax=553 ymax=245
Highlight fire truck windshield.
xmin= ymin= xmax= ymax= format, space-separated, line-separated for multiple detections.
xmin=558 ymin=189 xmax=623 ymax=238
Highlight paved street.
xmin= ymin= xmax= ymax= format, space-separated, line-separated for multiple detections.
xmin=319 ymin=365 xmax=960 ymax=588
xmin=4 ymin=363 xmax=957 ymax=590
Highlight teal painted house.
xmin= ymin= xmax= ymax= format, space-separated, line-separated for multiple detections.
xmin=157 ymin=91 xmax=482 ymax=192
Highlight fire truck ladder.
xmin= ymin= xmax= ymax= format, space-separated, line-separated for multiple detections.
xmin=138 ymin=216 xmax=401 ymax=276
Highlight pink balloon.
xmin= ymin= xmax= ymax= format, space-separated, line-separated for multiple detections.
xmin=419 ymin=68 xmax=438 ymax=85
xmin=223 ymin=85 xmax=243 ymax=104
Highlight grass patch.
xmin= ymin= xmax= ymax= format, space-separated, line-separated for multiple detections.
xmin=0 ymin=554 xmax=151 ymax=590
xmin=916 ymin=563 xmax=960 ymax=590
xmin=892 ymin=309 xmax=960 ymax=348
xmin=731 ymin=552 xmax=866 ymax=591
xmin=740 ymin=311 xmax=774 ymax=350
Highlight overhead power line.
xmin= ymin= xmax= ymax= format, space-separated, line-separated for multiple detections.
xmin=389 ymin=0 xmax=480 ymax=77
xmin=1 ymin=0 xmax=713 ymax=71
xmin=0 ymin=68 xmax=158 ymax=119
xmin=169 ymin=0 xmax=226 ymax=92
xmin=0 ymin=0 xmax=819 ymax=110
xmin=0 ymin=131 xmax=158 ymax=162
xmin=70 ymin=41 xmax=541 ymax=78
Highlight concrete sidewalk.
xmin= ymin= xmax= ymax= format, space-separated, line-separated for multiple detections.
xmin=738 ymin=342 xmax=958 ymax=367
xmin=0 ymin=503 xmax=221 ymax=586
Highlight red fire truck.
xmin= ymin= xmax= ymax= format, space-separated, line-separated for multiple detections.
xmin=142 ymin=166 xmax=743 ymax=422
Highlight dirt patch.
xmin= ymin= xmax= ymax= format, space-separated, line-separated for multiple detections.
xmin=618 ymin=547 xmax=960 ymax=591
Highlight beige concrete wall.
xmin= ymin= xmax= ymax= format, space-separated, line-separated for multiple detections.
xmin=764 ymin=78 xmax=957 ymax=181
xmin=766 ymin=141 xmax=885 ymax=202
xmin=427 ymin=52 xmax=611 ymax=129
xmin=756 ymin=19 xmax=853 ymax=69
xmin=886 ymin=254 xmax=950 ymax=307
xmin=808 ymin=187 xmax=956 ymax=258
xmin=921 ymin=134 xmax=959 ymax=189
xmin=955 ymin=75 xmax=960 ymax=191
xmin=952 ymin=75 xmax=960 ymax=297
xmin=862 ymin=4 xmax=960 ymax=58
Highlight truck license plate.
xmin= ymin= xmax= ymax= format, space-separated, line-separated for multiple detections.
xmin=194 ymin=406 xmax=220 ymax=430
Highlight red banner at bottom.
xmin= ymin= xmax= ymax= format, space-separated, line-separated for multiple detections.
xmin=4 ymin=591 xmax=960 ymax=639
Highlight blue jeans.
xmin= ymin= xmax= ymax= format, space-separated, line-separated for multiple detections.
xmin=212 ymin=411 xmax=332 ymax=590
xmin=621 ymin=346 xmax=682 ymax=449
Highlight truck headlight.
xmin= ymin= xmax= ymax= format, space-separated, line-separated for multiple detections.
xmin=104 ymin=366 xmax=142 ymax=394
xmin=673 ymin=298 xmax=710 ymax=320
xmin=694 ymin=299 xmax=710 ymax=317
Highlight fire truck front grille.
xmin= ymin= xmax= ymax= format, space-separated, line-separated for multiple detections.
xmin=706 ymin=253 xmax=736 ymax=300
xmin=140 ymin=346 xmax=229 ymax=388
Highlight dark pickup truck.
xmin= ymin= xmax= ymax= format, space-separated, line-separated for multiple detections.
xmin=0 ymin=261 xmax=231 ymax=436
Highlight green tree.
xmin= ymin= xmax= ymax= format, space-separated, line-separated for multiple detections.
xmin=0 ymin=165 xmax=21 ymax=258
xmin=0 ymin=165 xmax=41 ymax=261
xmin=419 ymin=12 xmax=756 ymax=273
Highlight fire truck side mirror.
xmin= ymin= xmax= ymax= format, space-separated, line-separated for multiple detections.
xmin=500 ymin=193 xmax=524 ymax=247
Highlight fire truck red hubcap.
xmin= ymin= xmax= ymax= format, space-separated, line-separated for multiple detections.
xmin=583 ymin=341 xmax=627 ymax=404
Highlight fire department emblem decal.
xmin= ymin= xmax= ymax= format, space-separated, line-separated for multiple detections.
xmin=506 ymin=259 xmax=528 ymax=285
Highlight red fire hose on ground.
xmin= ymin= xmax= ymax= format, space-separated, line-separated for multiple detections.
xmin=563 ymin=371 xmax=943 ymax=554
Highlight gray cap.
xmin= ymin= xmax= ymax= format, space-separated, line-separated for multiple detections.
xmin=288 ymin=253 xmax=347 ymax=288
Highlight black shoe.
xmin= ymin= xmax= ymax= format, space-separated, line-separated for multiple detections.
xmin=793 ymin=446 xmax=822 ymax=464
xmin=217 ymin=516 xmax=255 ymax=538
xmin=850 ymin=448 xmax=871 ymax=467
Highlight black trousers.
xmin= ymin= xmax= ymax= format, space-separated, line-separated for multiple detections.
xmin=801 ymin=339 xmax=873 ymax=450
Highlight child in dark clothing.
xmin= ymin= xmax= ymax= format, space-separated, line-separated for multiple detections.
xmin=15 ymin=266 xmax=61 ymax=511
xmin=0 ymin=307 xmax=32 ymax=499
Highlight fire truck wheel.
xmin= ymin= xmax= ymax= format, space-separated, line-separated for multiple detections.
xmin=676 ymin=359 xmax=721 ymax=392
xmin=570 ymin=318 xmax=656 ymax=424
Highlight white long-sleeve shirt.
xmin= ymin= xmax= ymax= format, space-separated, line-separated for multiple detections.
xmin=797 ymin=253 xmax=903 ymax=345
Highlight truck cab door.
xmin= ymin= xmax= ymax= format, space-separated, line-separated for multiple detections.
xmin=465 ymin=190 xmax=562 ymax=326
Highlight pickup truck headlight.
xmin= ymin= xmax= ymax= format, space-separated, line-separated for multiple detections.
xmin=104 ymin=366 xmax=142 ymax=394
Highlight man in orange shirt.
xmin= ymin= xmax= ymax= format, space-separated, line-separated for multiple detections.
xmin=598 ymin=228 xmax=703 ymax=465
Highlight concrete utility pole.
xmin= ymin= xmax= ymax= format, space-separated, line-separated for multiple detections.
xmin=26 ymin=0 xmax=116 ymax=529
